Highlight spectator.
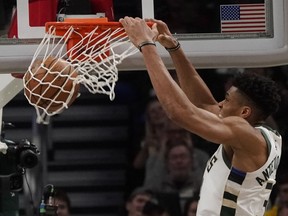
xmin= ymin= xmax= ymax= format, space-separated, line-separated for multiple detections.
xmin=143 ymin=119 xmax=209 ymax=190
xmin=41 ymin=186 xmax=71 ymax=216
xmin=164 ymin=120 xmax=209 ymax=176
xmin=131 ymin=97 xmax=169 ymax=190
xmin=53 ymin=189 xmax=71 ymax=216
xmin=144 ymin=138 xmax=202 ymax=214
xmin=142 ymin=198 xmax=170 ymax=216
xmin=122 ymin=187 xmax=155 ymax=216
xmin=133 ymin=98 xmax=168 ymax=170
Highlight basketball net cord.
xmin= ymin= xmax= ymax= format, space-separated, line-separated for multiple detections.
xmin=24 ymin=25 xmax=139 ymax=124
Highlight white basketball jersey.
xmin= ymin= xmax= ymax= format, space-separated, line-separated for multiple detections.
xmin=197 ymin=125 xmax=282 ymax=216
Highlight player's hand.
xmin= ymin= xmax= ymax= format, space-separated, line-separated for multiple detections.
xmin=119 ymin=17 xmax=158 ymax=48
xmin=145 ymin=18 xmax=178 ymax=49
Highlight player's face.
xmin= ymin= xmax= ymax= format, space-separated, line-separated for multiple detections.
xmin=218 ymin=86 xmax=245 ymax=118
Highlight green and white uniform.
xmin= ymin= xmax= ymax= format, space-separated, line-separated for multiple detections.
xmin=197 ymin=125 xmax=282 ymax=216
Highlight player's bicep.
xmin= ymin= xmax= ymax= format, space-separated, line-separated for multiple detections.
xmin=178 ymin=107 xmax=235 ymax=145
xmin=201 ymin=104 xmax=221 ymax=115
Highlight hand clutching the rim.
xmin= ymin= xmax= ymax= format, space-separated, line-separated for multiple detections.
xmin=144 ymin=18 xmax=179 ymax=50
xmin=119 ymin=17 xmax=159 ymax=51
xmin=119 ymin=17 xmax=180 ymax=52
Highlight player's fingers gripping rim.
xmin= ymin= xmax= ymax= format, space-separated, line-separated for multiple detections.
xmin=119 ymin=17 xmax=136 ymax=45
xmin=120 ymin=17 xmax=153 ymax=47
xmin=151 ymin=23 xmax=159 ymax=42
xmin=120 ymin=16 xmax=133 ymax=25
xmin=145 ymin=18 xmax=172 ymax=36
xmin=133 ymin=18 xmax=159 ymax=42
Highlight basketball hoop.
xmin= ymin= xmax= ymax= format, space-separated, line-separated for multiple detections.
xmin=23 ymin=18 xmax=139 ymax=124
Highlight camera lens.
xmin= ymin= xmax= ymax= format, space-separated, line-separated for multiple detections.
xmin=19 ymin=149 xmax=38 ymax=168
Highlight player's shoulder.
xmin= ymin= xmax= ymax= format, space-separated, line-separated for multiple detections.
xmin=222 ymin=116 xmax=249 ymax=128
xmin=221 ymin=116 xmax=260 ymax=141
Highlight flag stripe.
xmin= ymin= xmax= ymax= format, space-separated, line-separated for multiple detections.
xmin=241 ymin=8 xmax=264 ymax=13
xmin=241 ymin=12 xmax=265 ymax=15
xmin=220 ymin=3 xmax=266 ymax=33
xmin=222 ymin=25 xmax=266 ymax=28
xmin=222 ymin=29 xmax=266 ymax=33
xmin=222 ymin=20 xmax=265 ymax=24
xmin=241 ymin=16 xmax=265 ymax=19
xmin=239 ymin=4 xmax=265 ymax=7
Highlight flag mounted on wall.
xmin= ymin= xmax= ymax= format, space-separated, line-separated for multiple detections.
xmin=220 ymin=4 xmax=266 ymax=33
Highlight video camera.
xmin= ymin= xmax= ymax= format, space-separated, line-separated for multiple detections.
xmin=2 ymin=138 xmax=39 ymax=169
xmin=0 ymin=122 xmax=40 ymax=191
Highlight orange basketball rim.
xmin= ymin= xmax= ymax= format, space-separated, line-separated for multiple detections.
xmin=45 ymin=18 xmax=125 ymax=62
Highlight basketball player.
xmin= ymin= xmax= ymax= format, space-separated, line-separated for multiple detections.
xmin=119 ymin=17 xmax=282 ymax=216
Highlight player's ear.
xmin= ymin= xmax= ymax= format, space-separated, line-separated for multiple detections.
xmin=241 ymin=106 xmax=252 ymax=118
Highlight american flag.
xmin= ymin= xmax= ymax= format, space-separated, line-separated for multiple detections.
xmin=220 ymin=4 xmax=266 ymax=33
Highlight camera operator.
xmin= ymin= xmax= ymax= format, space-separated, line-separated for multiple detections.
xmin=0 ymin=122 xmax=39 ymax=215
xmin=40 ymin=185 xmax=71 ymax=216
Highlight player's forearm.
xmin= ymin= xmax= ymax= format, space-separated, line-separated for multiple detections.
xmin=169 ymin=47 xmax=218 ymax=108
xmin=141 ymin=45 xmax=192 ymax=121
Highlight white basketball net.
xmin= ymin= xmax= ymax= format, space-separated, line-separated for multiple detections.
xmin=24 ymin=24 xmax=139 ymax=124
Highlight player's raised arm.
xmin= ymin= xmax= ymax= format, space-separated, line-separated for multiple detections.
xmin=119 ymin=17 xmax=232 ymax=145
xmin=145 ymin=18 xmax=219 ymax=114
